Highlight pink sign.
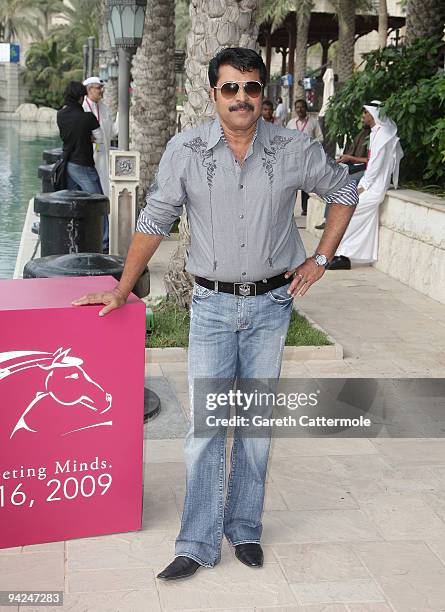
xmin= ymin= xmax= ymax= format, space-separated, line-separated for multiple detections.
xmin=0 ymin=276 xmax=145 ymax=549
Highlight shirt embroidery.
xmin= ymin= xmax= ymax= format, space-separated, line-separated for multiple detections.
xmin=183 ymin=136 xmax=216 ymax=189
xmin=262 ymin=135 xmax=293 ymax=184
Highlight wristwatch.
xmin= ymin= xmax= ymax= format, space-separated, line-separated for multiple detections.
xmin=312 ymin=252 xmax=330 ymax=268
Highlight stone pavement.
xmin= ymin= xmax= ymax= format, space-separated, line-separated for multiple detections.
xmin=2 ymin=222 xmax=445 ymax=611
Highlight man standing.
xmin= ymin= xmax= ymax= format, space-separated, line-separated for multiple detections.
xmin=73 ymin=48 xmax=358 ymax=579
xmin=287 ymin=98 xmax=324 ymax=216
xmin=82 ymin=76 xmax=118 ymax=198
xmin=261 ymin=99 xmax=274 ymax=123
xmin=328 ymin=100 xmax=403 ymax=270
xmin=82 ymin=77 xmax=117 ymax=252
xmin=57 ymin=81 xmax=103 ymax=196
xmin=273 ymin=96 xmax=286 ymax=126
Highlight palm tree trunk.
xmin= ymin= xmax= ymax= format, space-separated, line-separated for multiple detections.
xmin=100 ymin=0 xmax=118 ymax=120
xmin=181 ymin=0 xmax=259 ymax=130
xmin=292 ymin=2 xmax=312 ymax=100
xmin=405 ymin=0 xmax=445 ymax=45
xmin=164 ymin=0 xmax=259 ymax=308
xmin=378 ymin=0 xmax=388 ymax=48
xmin=337 ymin=0 xmax=356 ymax=83
xmin=130 ymin=0 xmax=177 ymax=207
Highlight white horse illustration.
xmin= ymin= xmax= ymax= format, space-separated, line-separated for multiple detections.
xmin=0 ymin=348 xmax=113 ymax=439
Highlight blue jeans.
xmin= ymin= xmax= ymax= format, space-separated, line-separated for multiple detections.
xmin=174 ymin=281 xmax=294 ymax=567
xmin=66 ymin=162 xmax=109 ymax=250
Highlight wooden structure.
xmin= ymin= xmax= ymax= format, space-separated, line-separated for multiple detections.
xmin=258 ymin=11 xmax=406 ymax=82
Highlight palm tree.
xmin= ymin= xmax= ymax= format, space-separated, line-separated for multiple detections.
xmin=405 ymin=0 xmax=445 ymax=45
xmin=293 ymin=1 xmax=313 ymax=98
xmin=130 ymin=0 xmax=177 ymax=206
xmin=32 ymin=0 xmax=65 ymax=38
xmin=25 ymin=36 xmax=82 ymax=108
xmin=0 ymin=0 xmax=37 ymax=42
xmin=181 ymin=0 xmax=258 ymax=129
xmin=336 ymin=0 xmax=356 ymax=82
xmin=257 ymin=0 xmax=313 ymax=101
xmin=57 ymin=0 xmax=101 ymax=49
xmin=99 ymin=0 xmax=118 ymax=120
xmin=164 ymin=0 xmax=259 ymax=307
xmin=378 ymin=0 xmax=388 ymax=48
xmin=175 ymin=0 xmax=191 ymax=51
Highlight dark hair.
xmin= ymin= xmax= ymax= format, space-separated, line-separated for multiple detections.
xmin=63 ymin=81 xmax=87 ymax=105
xmin=262 ymin=99 xmax=273 ymax=109
xmin=208 ymin=47 xmax=267 ymax=88
xmin=294 ymin=98 xmax=308 ymax=110
xmin=277 ymin=96 xmax=283 ymax=103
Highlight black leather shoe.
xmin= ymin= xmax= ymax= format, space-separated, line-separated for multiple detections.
xmin=326 ymin=255 xmax=351 ymax=270
xmin=156 ymin=556 xmax=202 ymax=580
xmin=301 ymin=210 xmax=307 ymax=216
xmin=315 ymin=222 xmax=326 ymax=230
xmin=235 ymin=543 xmax=264 ymax=567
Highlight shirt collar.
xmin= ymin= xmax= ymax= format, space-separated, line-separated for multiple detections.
xmin=207 ymin=115 xmax=269 ymax=151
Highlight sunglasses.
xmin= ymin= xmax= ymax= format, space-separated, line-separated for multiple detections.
xmin=213 ymin=80 xmax=263 ymax=99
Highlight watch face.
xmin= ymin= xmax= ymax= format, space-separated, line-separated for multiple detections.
xmin=315 ymin=254 xmax=328 ymax=266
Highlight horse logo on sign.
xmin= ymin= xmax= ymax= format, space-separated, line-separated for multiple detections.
xmin=0 ymin=348 xmax=113 ymax=439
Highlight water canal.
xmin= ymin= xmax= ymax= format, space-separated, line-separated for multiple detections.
xmin=0 ymin=120 xmax=60 ymax=278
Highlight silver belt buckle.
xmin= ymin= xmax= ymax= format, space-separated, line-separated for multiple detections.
xmin=234 ymin=282 xmax=256 ymax=297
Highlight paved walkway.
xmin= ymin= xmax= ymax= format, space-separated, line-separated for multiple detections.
xmin=3 ymin=220 xmax=445 ymax=611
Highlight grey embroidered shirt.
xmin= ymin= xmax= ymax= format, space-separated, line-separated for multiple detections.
xmin=136 ymin=116 xmax=358 ymax=283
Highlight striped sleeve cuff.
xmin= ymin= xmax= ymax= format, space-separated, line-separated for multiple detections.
xmin=323 ymin=180 xmax=359 ymax=206
xmin=135 ymin=209 xmax=170 ymax=236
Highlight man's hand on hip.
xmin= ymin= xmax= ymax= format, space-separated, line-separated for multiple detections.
xmin=72 ymin=286 xmax=128 ymax=317
xmin=284 ymin=258 xmax=325 ymax=297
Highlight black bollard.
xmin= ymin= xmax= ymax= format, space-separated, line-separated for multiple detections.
xmin=23 ymin=252 xmax=150 ymax=298
xmin=42 ymin=148 xmax=63 ymax=164
xmin=37 ymin=163 xmax=55 ymax=193
xmin=34 ymin=190 xmax=109 ymax=256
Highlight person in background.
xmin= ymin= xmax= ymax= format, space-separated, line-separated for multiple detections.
xmin=337 ymin=125 xmax=370 ymax=180
xmin=316 ymin=125 xmax=370 ymax=230
xmin=327 ymin=100 xmax=403 ymax=270
xmin=273 ymin=96 xmax=286 ymax=126
xmin=287 ymin=98 xmax=323 ymax=216
xmin=82 ymin=76 xmax=118 ymax=198
xmin=261 ymin=99 xmax=274 ymax=123
xmin=83 ymin=76 xmax=118 ymax=252
xmin=56 ymin=81 xmax=107 ymax=252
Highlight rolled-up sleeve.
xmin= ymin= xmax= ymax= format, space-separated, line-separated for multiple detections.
xmin=300 ymin=139 xmax=358 ymax=206
xmin=136 ymin=137 xmax=187 ymax=237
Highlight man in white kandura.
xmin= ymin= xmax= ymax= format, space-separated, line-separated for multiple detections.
xmin=82 ymin=76 xmax=118 ymax=198
xmin=328 ymin=100 xmax=403 ymax=270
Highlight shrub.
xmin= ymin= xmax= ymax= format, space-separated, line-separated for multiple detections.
xmin=325 ymin=37 xmax=445 ymax=188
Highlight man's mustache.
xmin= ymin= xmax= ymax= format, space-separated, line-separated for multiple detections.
xmin=229 ymin=102 xmax=254 ymax=112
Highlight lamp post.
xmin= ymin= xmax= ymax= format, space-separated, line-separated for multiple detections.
xmin=106 ymin=0 xmax=147 ymax=151
xmin=108 ymin=57 xmax=119 ymax=79
xmin=106 ymin=0 xmax=159 ymax=422
xmin=99 ymin=63 xmax=109 ymax=82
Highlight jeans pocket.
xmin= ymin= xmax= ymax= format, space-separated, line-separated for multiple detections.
xmin=192 ymin=283 xmax=215 ymax=300
xmin=267 ymin=283 xmax=294 ymax=304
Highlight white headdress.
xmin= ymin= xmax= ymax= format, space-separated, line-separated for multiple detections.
xmin=83 ymin=76 xmax=103 ymax=87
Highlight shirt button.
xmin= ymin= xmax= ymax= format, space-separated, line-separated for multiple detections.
xmin=239 ymin=214 xmax=244 ymax=219
xmin=240 ymin=243 xmax=245 ymax=248
xmin=239 ymin=184 xmax=244 ymax=189
xmin=242 ymin=272 xmax=246 ymax=276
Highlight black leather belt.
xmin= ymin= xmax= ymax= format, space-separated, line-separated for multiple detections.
xmin=194 ymin=273 xmax=289 ymax=297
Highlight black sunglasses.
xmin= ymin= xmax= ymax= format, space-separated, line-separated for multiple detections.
xmin=213 ymin=80 xmax=263 ymax=100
